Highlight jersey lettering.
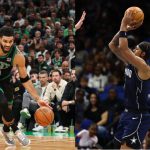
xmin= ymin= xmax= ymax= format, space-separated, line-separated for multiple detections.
xmin=125 ymin=68 xmax=132 ymax=78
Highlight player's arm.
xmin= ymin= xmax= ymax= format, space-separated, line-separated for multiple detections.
xmin=118 ymin=11 xmax=149 ymax=72
xmin=108 ymin=31 xmax=128 ymax=63
xmin=13 ymin=52 xmax=50 ymax=107
xmin=75 ymin=11 xmax=86 ymax=30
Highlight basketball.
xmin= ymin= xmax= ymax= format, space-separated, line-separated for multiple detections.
xmin=125 ymin=6 xmax=144 ymax=25
xmin=34 ymin=106 xmax=54 ymax=127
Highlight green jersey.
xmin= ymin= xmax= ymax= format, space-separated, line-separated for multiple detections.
xmin=0 ymin=45 xmax=17 ymax=81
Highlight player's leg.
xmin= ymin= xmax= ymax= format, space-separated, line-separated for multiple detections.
xmin=113 ymin=112 xmax=126 ymax=149
xmin=120 ymin=112 xmax=150 ymax=149
xmin=1 ymin=82 xmax=30 ymax=146
xmin=0 ymin=88 xmax=15 ymax=145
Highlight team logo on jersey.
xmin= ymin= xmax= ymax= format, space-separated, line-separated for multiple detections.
xmin=125 ymin=68 xmax=132 ymax=78
xmin=7 ymin=58 xmax=11 ymax=62
xmin=0 ymin=61 xmax=10 ymax=69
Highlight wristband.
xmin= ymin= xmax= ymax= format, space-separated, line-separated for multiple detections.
xmin=20 ymin=75 xmax=30 ymax=83
xmin=119 ymin=31 xmax=127 ymax=38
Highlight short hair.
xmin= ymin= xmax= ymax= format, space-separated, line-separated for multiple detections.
xmin=138 ymin=41 xmax=150 ymax=59
xmin=39 ymin=70 xmax=48 ymax=76
xmin=54 ymin=49 xmax=61 ymax=54
xmin=63 ymin=69 xmax=71 ymax=75
xmin=30 ymin=69 xmax=38 ymax=75
xmin=38 ymin=54 xmax=44 ymax=58
xmin=51 ymin=69 xmax=62 ymax=76
xmin=0 ymin=26 xmax=14 ymax=37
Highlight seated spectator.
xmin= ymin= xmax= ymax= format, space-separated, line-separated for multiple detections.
xmin=60 ymin=60 xmax=69 ymax=74
xmin=45 ymin=51 xmax=52 ymax=66
xmin=102 ymin=88 xmax=124 ymax=134
xmin=35 ymin=54 xmax=51 ymax=73
xmin=62 ymin=69 xmax=71 ymax=82
xmin=88 ymin=63 xmax=108 ymax=92
xmin=76 ymin=88 xmax=89 ymax=124
xmin=36 ymin=42 xmax=48 ymax=59
xmin=84 ymin=92 xmax=109 ymax=147
xmin=44 ymin=69 xmax=67 ymax=125
xmin=51 ymin=49 xmax=64 ymax=69
xmin=60 ymin=69 xmax=76 ymax=129
xmin=76 ymin=123 xmax=99 ymax=149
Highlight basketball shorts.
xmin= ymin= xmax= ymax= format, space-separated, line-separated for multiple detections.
xmin=114 ymin=111 xmax=150 ymax=149
xmin=0 ymin=79 xmax=14 ymax=105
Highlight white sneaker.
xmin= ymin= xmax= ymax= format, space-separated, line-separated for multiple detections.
xmin=1 ymin=130 xmax=15 ymax=146
xmin=20 ymin=108 xmax=31 ymax=119
xmin=15 ymin=130 xmax=30 ymax=146
xmin=17 ymin=122 xmax=25 ymax=130
xmin=55 ymin=126 xmax=68 ymax=132
xmin=32 ymin=125 xmax=44 ymax=132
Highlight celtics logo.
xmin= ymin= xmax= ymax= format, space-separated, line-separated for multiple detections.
xmin=0 ymin=61 xmax=10 ymax=69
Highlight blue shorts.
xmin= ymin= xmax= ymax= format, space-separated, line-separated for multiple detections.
xmin=114 ymin=111 xmax=150 ymax=149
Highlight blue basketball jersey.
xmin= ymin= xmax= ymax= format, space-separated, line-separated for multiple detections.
xmin=124 ymin=64 xmax=150 ymax=111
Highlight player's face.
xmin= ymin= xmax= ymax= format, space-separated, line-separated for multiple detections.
xmin=0 ymin=36 xmax=14 ymax=53
xmin=133 ymin=46 xmax=143 ymax=57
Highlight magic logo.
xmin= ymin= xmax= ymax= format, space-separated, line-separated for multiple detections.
xmin=0 ymin=61 xmax=10 ymax=69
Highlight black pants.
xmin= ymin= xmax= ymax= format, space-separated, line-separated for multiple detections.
xmin=0 ymin=79 xmax=14 ymax=122
xmin=13 ymin=97 xmax=23 ymax=125
xmin=60 ymin=106 xmax=75 ymax=127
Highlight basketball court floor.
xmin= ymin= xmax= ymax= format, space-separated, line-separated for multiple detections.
xmin=0 ymin=125 xmax=75 ymax=150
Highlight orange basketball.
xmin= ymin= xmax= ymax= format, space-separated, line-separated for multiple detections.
xmin=125 ymin=6 xmax=144 ymax=25
xmin=34 ymin=106 xmax=54 ymax=127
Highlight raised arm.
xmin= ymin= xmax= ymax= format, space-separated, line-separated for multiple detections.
xmin=109 ymin=11 xmax=148 ymax=71
xmin=108 ymin=31 xmax=128 ymax=63
xmin=118 ymin=12 xmax=148 ymax=71
xmin=75 ymin=11 xmax=86 ymax=30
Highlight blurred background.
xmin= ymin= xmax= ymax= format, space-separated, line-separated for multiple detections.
xmin=75 ymin=0 xmax=150 ymax=149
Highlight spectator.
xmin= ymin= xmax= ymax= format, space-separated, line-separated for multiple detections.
xmin=62 ymin=69 xmax=71 ymax=82
xmin=60 ymin=69 xmax=76 ymax=128
xmin=51 ymin=49 xmax=64 ymax=69
xmin=36 ymin=54 xmax=51 ymax=73
xmin=76 ymin=123 xmax=99 ymax=149
xmin=44 ymin=69 xmax=67 ymax=124
xmin=88 ymin=63 xmax=108 ymax=92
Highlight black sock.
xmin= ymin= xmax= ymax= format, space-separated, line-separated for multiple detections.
xmin=3 ymin=125 xmax=10 ymax=132
xmin=11 ymin=123 xmax=19 ymax=133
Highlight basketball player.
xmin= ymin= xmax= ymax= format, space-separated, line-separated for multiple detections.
xmin=109 ymin=11 xmax=150 ymax=149
xmin=0 ymin=26 xmax=49 ymax=146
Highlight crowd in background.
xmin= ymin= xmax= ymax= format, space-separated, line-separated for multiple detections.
xmin=0 ymin=0 xmax=76 ymax=134
xmin=75 ymin=0 xmax=150 ymax=149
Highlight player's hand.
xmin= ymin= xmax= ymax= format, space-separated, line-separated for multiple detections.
xmin=38 ymin=100 xmax=52 ymax=109
xmin=127 ymin=21 xmax=143 ymax=31
xmin=121 ymin=11 xmax=133 ymax=27
xmin=121 ymin=11 xmax=141 ymax=31
xmin=75 ymin=11 xmax=86 ymax=30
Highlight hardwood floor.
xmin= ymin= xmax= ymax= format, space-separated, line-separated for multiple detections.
xmin=0 ymin=134 xmax=75 ymax=150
